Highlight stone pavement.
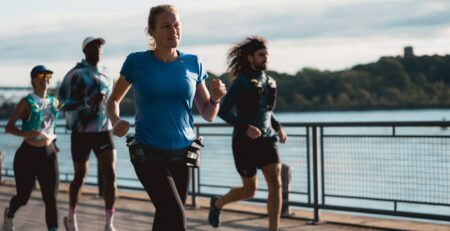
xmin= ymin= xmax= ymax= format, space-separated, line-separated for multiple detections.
xmin=0 ymin=182 xmax=449 ymax=231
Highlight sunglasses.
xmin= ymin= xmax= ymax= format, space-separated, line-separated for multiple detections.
xmin=35 ymin=73 xmax=53 ymax=81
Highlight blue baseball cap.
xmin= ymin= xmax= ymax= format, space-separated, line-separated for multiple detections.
xmin=30 ymin=65 xmax=53 ymax=78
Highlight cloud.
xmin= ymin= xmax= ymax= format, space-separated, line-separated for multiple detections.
xmin=1 ymin=0 xmax=448 ymax=56
xmin=323 ymin=0 xmax=450 ymax=35
xmin=1 ymin=0 xmax=450 ymax=86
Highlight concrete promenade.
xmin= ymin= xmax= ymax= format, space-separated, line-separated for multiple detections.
xmin=0 ymin=181 xmax=449 ymax=231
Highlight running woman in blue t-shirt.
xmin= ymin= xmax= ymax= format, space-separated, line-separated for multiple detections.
xmin=3 ymin=65 xmax=60 ymax=231
xmin=106 ymin=4 xmax=226 ymax=231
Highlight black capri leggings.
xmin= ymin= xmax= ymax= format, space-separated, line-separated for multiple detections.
xmin=8 ymin=141 xmax=59 ymax=229
xmin=132 ymin=158 xmax=190 ymax=231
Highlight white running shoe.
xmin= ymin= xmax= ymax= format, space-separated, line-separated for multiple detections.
xmin=64 ymin=215 xmax=78 ymax=231
xmin=104 ymin=224 xmax=116 ymax=231
xmin=2 ymin=208 xmax=14 ymax=231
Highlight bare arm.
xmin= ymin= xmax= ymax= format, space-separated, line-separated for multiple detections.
xmin=5 ymin=98 xmax=41 ymax=139
xmin=271 ymin=112 xmax=287 ymax=143
xmin=194 ymin=79 xmax=227 ymax=122
xmin=106 ymin=75 xmax=131 ymax=137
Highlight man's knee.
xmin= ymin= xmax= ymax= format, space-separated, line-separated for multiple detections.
xmin=243 ymin=184 xmax=257 ymax=198
xmin=102 ymin=166 xmax=117 ymax=186
xmin=103 ymin=178 xmax=117 ymax=191
xmin=71 ymin=172 xmax=86 ymax=187
xmin=102 ymin=164 xmax=116 ymax=178
xmin=267 ymin=177 xmax=281 ymax=190
xmin=267 ymin=175 xmax=282 ymax=190
xmin=263 ymin=164 xmax=282 ymax=190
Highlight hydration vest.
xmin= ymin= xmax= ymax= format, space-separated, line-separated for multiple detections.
xmin=246 ymin=73 xmax=277 ymax=111
xmin=266 ymin=74 xmax=277 ymax=111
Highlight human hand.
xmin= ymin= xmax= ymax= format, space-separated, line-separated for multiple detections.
xmin=278 ymin=127 xmax=288 ymax=144
xmin=209 ymin=79 xmax=227 ymax=103
xmin=113 ymin=120 xmax=129 ymax=137
xmin=246 ymin=125 xmax=262 ymax=139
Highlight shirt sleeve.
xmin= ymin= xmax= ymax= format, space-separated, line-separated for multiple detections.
xmin=57 ymin=73 xmax=69 ymax=103
xmin=197 ymin=56 xmax=208 ymax=85
xmin=271 ymin=112 xmax=282 ymax=131
xmin=218 ymin=77 xmax=247 ymax=129
xmin=120 ymin=54 xmax=134 ymax=83
xmin=58 ymin=71 xmax=88 ymax=111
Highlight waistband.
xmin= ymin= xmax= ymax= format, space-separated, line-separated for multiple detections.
xmin=18 ymin=141 xmax=58 ymax=155
xmin=138 ymin=143 xmax=187 ymax=162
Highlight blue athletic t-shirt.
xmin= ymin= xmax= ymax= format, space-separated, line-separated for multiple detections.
xmin=120 ymin=50 xmax=207 ymax=149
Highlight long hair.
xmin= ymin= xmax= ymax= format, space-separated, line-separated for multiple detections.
xmin=146 ymin=4 xmax=178 ymax=49
xmin=227 ymin=36 xmax=267 ymax=78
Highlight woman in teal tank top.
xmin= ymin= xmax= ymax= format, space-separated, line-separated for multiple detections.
xmin=3 ymin=65 xmax=60 ymax=231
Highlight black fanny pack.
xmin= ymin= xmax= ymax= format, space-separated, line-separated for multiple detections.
xmin=126 ymin=135 xmax=204 ymax=168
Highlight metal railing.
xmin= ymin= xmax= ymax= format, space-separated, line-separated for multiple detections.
xmin=315 ymin=121 xmax=450 ymax=221
xmin=1 ymin=121 xmax=450 ymax=222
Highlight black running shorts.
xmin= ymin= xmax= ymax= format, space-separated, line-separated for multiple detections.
xmin=232 ymin=135 xmax=280 ymax=177
xmin=71 ymin=131 xmax=115 ymax=163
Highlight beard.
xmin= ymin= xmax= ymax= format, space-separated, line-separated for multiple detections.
xmin=92 ymin=56 xmax=100 ymax=64
xmin=254 ymin=62 xmax=267 ymax=71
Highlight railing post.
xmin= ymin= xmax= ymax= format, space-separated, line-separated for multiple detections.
xmin=281 ymin=163 xmax=292 ymax=216
xmin=190 ymin=125 xmax=200 ymax=208
xmin=312 ymin=126 xmax=320 ymax=223
xmin=320 ymin=126 xmax=325 ymax=206
xmin=306 ymin=127 xmax=311 ymax=204
xmin=191 ymin=167 xmax=197 ymax=208
xmin=0 ymin=151 xmax=4 ymax=184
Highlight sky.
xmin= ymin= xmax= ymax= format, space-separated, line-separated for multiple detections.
xmin=0 ymin=0 xmax=449 ymax=87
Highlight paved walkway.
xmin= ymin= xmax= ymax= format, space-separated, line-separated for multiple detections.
xmin=0 ymin=182 xmax=449 ymax=230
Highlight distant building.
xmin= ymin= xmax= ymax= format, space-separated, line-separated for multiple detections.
xmin=404 ymin=46 xmax=414 ymax=58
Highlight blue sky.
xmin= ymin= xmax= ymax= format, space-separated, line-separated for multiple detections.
xmin=1 ymin=0 xmax=450 ymax=86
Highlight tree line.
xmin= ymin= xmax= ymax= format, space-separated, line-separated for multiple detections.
xmin=207 ymin=54 xmax=450 ymax=112
xmin=1 ymin=54 xmax=449 ymax=119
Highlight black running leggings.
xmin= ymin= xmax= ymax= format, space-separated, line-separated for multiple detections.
xmin=8 ymin=141 xmax=59 ymax=229
xmin=132 ymin=158 xmax=190 ymax=231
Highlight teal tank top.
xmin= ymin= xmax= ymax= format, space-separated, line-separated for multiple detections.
xmin=22 ymin=93 xmax=59 ymax=139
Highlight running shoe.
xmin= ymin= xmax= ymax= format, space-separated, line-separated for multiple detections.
xmin=2 ymin=208 xmax=14 ymax=231
xmin=64 ymin=215 xmax=78 ymax=231
xmin=104 ymin=224 xmax=116 ymax=231
xmin=208 ymin=196 xmax=221 ymax=228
